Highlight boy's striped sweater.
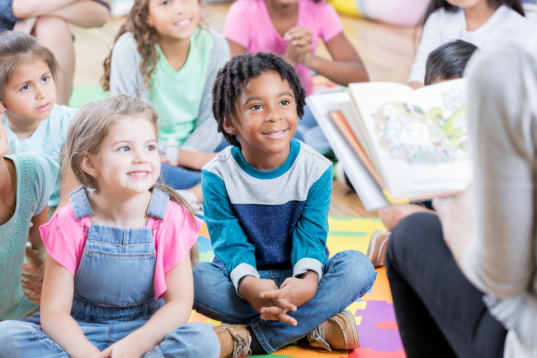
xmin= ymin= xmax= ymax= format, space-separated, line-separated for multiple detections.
xmin=201 ymin=139 xmax=332 ymax=293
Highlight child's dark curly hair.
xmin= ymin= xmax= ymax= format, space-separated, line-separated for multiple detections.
xmin=212 ymin=52 xmax=306 ymax=148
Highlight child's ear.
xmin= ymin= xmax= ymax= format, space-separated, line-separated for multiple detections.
xmin=0 ymin=101 xmax=6 ymax=115
xmin=222 ymin=114 xmax=239 ymax=135
xmin=80 ymin=153 xmax=99 ymax=178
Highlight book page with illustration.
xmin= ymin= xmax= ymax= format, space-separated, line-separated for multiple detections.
xmin=347 ymin=79 xmax=472 ymax=199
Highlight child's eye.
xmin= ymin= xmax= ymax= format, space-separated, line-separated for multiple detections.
xmin=146 ymin=144 xmax=156 ymax=151
xmin=250 ymin=104 xmax=263 ymax=110
xmin=42 ymin=76 xmax=49 ymax=83
xmin=161 ymin=0 xmax=170 ymax=5
xmin=20 ymin=84 xmax=30 ymax=91
xmin=280 ymin=100 xmax=290 ymax=106
xmin=118 ymin=146 xmax=130 ymax=152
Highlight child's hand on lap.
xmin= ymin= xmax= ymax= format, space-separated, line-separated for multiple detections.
xmin=97 ymin=336 xmax=147 ymax=358
xmin=239 ymin=276 xmax=297 ymax=325
xmin=283 ymin=27 xmax=313 ymax=67
xmin=259 ymin=271 xmax=318 ymax=325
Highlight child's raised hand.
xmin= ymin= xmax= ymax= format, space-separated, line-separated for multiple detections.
xmin=0 ymin=123 xmax=8 ymax=158
xmin=283 ymin=27 xmax=313 ymax=67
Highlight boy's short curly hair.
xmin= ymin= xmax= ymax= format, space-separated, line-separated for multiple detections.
xmin=211 ymin=52 xmax=306 ymax=148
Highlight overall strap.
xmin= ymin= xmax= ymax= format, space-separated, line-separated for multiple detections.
xmin=69 ymin=186 xmax=93 ymax=220
xmin=146 ymin=189 xmax=169 ymax=221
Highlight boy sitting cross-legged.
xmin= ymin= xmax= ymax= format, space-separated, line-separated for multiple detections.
xmin=194 ymin=52 xmax=376 ymax=357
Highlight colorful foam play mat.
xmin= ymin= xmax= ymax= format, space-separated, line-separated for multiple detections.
xmin=191 ymin=217 xmax=406 ymax=358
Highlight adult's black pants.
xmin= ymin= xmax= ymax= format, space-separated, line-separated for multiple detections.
xmin=386 ymin=212 xmax=507 ymax=358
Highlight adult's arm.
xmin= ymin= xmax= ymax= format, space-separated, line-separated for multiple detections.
xmin=462 ymin=34 xmax=537 ymax=299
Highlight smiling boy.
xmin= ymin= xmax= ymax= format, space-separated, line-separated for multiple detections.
xmin=194 ymin=52 xmax=375 ymax=358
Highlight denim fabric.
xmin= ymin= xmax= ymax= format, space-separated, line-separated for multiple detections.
xmin=193 ymin=250 xmax=376 ymax=354
xmin=159 ymin=164 xmax=203 ymax=190
xmin=0 ymin=187 xmax=219 ymax=357
xmin=0 ymin=316 xmax=219 ymax=358
xmin=297 ymin=104 xmax=331 ymax=155
xmin=0 ymin=0 xmax=17 ymax=33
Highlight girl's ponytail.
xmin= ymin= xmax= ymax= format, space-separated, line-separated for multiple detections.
xmin=150 ymin=184 xmax=200 ymax=266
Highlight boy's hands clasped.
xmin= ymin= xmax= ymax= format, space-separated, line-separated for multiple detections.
xmin=239 ymin=271 xmax=319 ymax=326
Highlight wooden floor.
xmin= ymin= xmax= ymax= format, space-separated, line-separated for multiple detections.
xmin=70 ymin=3 xmax=419 ymax=217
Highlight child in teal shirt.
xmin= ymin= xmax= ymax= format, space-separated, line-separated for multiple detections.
xmin=0 ymin=124 xmax=58 ymax=320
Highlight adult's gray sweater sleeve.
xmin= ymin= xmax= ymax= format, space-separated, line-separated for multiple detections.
xmin=181 ymin=29 xmax=230 ymax=152
xmin=463 ymin=20 xmax=537 ymax=353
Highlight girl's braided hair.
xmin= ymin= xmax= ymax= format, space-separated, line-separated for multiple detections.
xmin=212 ymin=52 xmax=306 ymax=148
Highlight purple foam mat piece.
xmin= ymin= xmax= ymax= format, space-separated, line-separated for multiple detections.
xmin=356 ymin=301 xmax=404 ymax=352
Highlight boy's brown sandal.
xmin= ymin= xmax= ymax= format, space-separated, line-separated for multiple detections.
xmin=307 ymin=310 xmax=360 ymax=352
xmin=213 ymin=324 xmax=252 ymax=358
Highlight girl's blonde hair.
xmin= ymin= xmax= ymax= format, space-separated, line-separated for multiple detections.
xmin=0 ymin=31 xmax=57 ymax=101
xmin=65 ymin=95 xmax=198 ymax=263
xmin=101 ymin=0 xmax=204 ymax=92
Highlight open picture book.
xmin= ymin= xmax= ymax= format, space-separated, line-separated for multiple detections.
xmin=307 ymin=79 xmax=472 ymax=211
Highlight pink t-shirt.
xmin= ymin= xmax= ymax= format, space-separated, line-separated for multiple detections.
xmin=39 ymin=201 xmax=202 ymax=300
xmin=223 ymin=0 xmax=343 ymax=96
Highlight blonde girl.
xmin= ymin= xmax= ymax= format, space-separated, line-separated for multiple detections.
xmin=0 ymin=95 xmax=219 ymax=358
xmin=102 ymin=0 xmax=230 ymax=204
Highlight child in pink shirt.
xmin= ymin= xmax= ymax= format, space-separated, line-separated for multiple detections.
xmin=223 ymin=0 xmax=369 ymax=154
xmin=0 ymin=96 xmax=219 ymax=358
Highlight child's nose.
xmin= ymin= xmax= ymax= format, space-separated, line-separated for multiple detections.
xmin=35 ymin=84 xmax=47 ymax=100
xmin=173 ymin=0 xmax=186 ymax=13
xmin=133 ymin=148 xmax=149 ymax=163
xmin=266 ymin=106 xmax=284 ymax=122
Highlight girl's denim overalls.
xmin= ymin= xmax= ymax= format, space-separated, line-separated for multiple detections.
xmin=0 ymin=187 xmax=219 ymax=358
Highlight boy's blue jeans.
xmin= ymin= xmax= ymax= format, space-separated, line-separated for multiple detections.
xmin=193 ymin=250 xmax=376 ymax=354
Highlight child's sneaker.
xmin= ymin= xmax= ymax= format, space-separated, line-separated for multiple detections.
xmin=213 ymin=324 xmax=252 ymax=358
xmin=367 ymin=230 xmax=390 ymax=267
xmin=307 ymin=309 xmax=360 ymax=352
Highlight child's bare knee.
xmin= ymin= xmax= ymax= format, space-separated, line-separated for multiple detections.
xmin=33 ymin=16 xmax=71 ymax=40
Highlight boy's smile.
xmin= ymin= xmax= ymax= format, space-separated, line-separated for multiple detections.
xmin=225 ymin=70 xmax=299 ymax=171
